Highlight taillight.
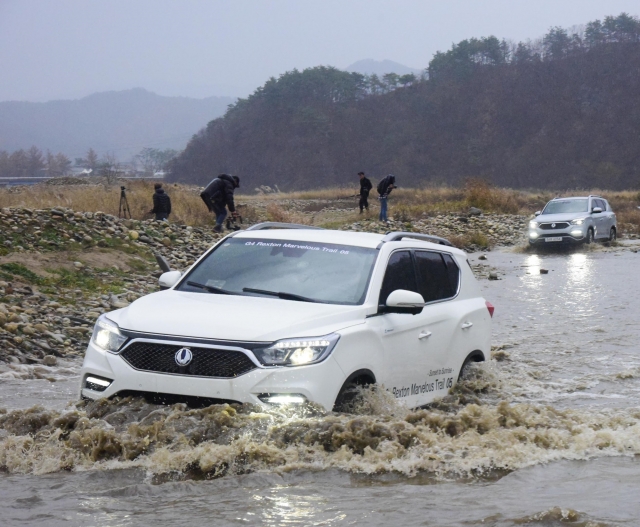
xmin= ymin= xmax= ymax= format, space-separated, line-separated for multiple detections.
xmin=485 ymin=301 xmax=495 ymax=318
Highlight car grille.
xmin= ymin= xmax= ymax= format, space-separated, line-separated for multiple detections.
xmin=120 ymin=342 xmax=258 ymax=378
xmin=539 ymin=222 xmax=570 ymax=230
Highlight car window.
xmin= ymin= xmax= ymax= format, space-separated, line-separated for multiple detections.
xmin=379 ymin=251 xmax=418 ymax=305
xmin=594 ymin=199 xmax=605 ymax=210
xmin=443 ymin=254 xmax=461 ymax=295
xmin=178 ymin=237 xmax=378 ymax=305
xmin=542 ymin=199 xmax=588 ymax=214
xmin=415 ymin=251 xmax=455 ymax=302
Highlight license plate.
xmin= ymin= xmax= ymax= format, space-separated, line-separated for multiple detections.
xmin=545 ymin=237 xmax=563 ymax=242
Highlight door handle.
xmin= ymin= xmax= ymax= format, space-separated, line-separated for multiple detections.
xmin=461 ymin=322 xmax=473 ymax=329
xmin=418 ymin=331 xmax=432 ymax=339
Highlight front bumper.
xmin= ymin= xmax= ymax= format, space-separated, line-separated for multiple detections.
xmin=528 ymin=227 xmax=586 ymax=244
xmin=79 ymin=339 xmax=346 ymax=411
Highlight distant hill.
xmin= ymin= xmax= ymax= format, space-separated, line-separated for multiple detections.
xmin=346 ymin=59 xmax=421 ymax=77
xmin=169 ymin=14 xmax=640 ymax=191
xmin=0 ymin=89 xmax=235 ymax=159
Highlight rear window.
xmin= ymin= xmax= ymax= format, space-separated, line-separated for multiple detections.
xmin=415 ymin=251 xmax=459 ymax=302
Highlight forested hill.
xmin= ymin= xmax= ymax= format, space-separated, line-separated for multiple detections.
xmin=169 ymin=14 xmax=640 ymax=191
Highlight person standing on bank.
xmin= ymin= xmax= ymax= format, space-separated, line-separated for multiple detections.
xmin=377 ymin=174 xmax=396 ymax=223
xmin=200 ymin=173 xmax=240 ymax=233
xmin=358 ymin=171 xmax=372 ymax=213
xmin=149 ymin=182 xmax=171 ymax=221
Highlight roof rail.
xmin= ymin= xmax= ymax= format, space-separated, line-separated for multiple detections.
xmin=380 ymin=232 xmax=454 ymax=247
xmin=246 ymin=222 xmax=324 ymax=231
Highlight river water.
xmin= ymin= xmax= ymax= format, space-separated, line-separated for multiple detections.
xmin=1 ymin=243 xmax=640 ymax=526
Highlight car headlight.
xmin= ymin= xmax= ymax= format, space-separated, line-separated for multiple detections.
xmin=253 ymin=334 xmax=340 ymax=366
xmin=91 ymin=315 xmax=127 ymax=353
xmin=571 ymin=219 xmax=584 ymax=225
xmin=529 ymin=221 xmax=538 ymax=228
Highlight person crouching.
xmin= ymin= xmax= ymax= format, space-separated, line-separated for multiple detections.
xmin=149 ymin=183 xmax=171 ymax=221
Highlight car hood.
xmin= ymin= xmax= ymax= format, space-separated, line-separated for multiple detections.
xmin=109 ymin=290 xmax=369 ymax=342
xmin=536 ymin=213 xmax=589 ymax=223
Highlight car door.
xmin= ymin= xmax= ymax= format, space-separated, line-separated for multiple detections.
xmin=593 ymin=199 xmax=607 ymax=238
xmin=602 ymin=199 xmax=615 ymax=235
xmin=413 ymin=251 xmax=462 ymax=396
xmin=368 ymin=249 xmax=460 ymax=407
xmin=366 ymin=250 xmax=431 ymax=406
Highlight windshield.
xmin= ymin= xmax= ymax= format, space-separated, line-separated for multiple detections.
xmin=542 ymin=199 xmax=589 ymax=214
xmin=178 ymin=237 xmax=378 ymax=305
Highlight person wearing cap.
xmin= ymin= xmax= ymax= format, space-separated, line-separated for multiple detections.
xmin=200 ymin=173 xmax=240 ymax=233
xmin=377 ymin=174 xmax=396 ymax=223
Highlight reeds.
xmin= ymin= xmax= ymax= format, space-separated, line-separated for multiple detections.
xmin=0 ymin=180 xmax=638 ymax=233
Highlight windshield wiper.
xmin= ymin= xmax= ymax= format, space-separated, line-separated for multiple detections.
xmin=242 ymin=287 xmax=318 ymax=303
xmin=187 ymin=281 xmax=237 ymax=295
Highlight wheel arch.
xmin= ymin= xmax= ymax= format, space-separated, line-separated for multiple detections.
xmin=465 ymin=350 xmax=485 ymax=363
xmin=341 ymin=369 xmax=377 ymax=387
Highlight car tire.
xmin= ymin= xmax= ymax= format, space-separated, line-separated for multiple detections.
xmin=458 ymin=351 xmax=484 ymax=381
xmin=609 ymin=227 xmax=616 ymax=242
xmin=333 ymin=382 xmax=360 ymax=412
xmin=584 ymin=228 xmax=594 ymax=245
xmin=333 ymin=373 xmax=375 ymax=413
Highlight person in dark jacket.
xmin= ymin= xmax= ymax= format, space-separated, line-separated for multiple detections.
xmin=200 ymin=174 xmax=240 ymax=232
xmin=377 ymin=174 xmax=396 ymax=223
xmin=149 ymin=183 xmax=171 ymax=221
xmin=358 ymin=172 xmax=372 ymax=213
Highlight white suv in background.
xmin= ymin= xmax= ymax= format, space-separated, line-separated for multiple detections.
xmin=529 ymin=195 xmax=617 ymax=245
xmin=80 ymin=224 xmax=493 ymax=411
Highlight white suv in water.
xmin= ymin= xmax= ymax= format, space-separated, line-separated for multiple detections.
xmin=528 ymin=195 xmax=617 ymax=245
xmin=80 ymin=224 xmax=493 ymax=411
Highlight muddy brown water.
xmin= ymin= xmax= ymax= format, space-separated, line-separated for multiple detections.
xmin=1 ymin=244 xmax=640 ymax=526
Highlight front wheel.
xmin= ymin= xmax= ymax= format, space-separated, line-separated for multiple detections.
xmin=609 ymin=227 xmax=617 ymax=242
xmin=584 ymin=228 xmax=594 ymax=245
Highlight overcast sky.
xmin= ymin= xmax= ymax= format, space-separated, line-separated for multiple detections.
xmin=1 ymin=0 xmax=639 ymax=102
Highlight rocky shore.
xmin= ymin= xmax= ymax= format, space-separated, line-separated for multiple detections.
xmin=0 ymin=202 xmax=617 ymax=370
xmin=0 ymin=206 xmax=225 ymax=370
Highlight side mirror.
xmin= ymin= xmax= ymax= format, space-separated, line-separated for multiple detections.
xmin=159 ymin=270 xmax=182 ymax=290
xmin=534 ymin=211 xmax=541 ymax=216
xmin=592 ymin=207 xmax=602 ymax=214
xmin=382 ymin=289 xmax=426 ymax=315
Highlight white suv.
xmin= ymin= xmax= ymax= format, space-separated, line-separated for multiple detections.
xmin=80 ymin=224 xmax=493 ymax=411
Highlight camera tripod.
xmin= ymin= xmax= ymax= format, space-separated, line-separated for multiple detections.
xmin=119 ymin=186 xmax=132 ymax=219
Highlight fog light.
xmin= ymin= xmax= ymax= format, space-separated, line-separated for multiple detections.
xmin=571 ymin=230 xmax=583 ymax=236
xmin=258 ymin=393 xmax=307 ymax=405
xmin=85 ymin=375 xmax=112 ymax=392
xmin=529 ymin=232 xmax=539 ymax=239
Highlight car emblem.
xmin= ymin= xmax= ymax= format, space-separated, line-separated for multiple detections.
xmin=551 ymin=223 xmax=556 ymax=228
xmin=175 ymin=347 xmax=193 ymax=366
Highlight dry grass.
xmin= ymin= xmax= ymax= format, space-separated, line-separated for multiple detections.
xmin=449 ymin=231 xmax=491 ymax=250
xmin=0 ymin=180 xmax=638 ymax=233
